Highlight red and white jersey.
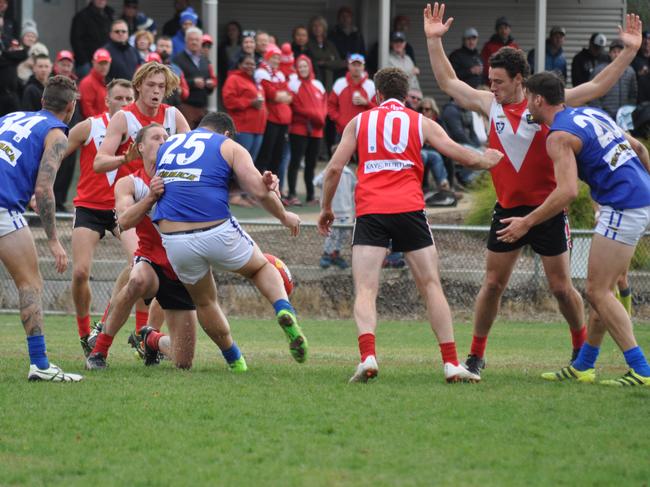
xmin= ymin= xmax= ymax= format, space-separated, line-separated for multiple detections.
xmin=354 ymin=99 xmax=424 ymax=216
xmin=131 ymin=168 xmax=177 ymax=279
xmin=488 ymin=98 xmax=556 ymax=208
xmin=74 ymin=113 xmax=118 ymax=210
xmin=117 ymin=103 xmax=179 ymax=177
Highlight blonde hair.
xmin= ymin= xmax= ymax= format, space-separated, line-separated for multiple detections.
xmin=419 ymin=97 xmax=439 ymax=118
xmin=134 ymin=30 xmax=154 ymax=47
xmin=131 ymin=62 xmax=179 ymax=99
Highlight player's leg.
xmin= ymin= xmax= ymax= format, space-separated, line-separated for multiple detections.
xmin=71 ymin=226 xmax=101 ymax=355
xmin=616 ymin=269 xmax=632 ymax=316
xmin=0 ymin=226 xmax=82 ymax=381
xmin=540 ymin=251 xmax=586 ymax=362
xmin=119 ymin=227 xmax=150 ymax=333
xmin=86 ymin=260 xmax=159 ymax=369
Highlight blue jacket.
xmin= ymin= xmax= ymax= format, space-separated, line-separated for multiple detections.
xmin=528 ymin=41 xmax=567 ymax=79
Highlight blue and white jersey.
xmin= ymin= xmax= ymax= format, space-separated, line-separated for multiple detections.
xmin=550 ymin=106 xmax=650 ymax=209
xmin=0 ymin=110 xmax=68 ymax=212
xmin=153 ymin=128 xmax=232 ymax=222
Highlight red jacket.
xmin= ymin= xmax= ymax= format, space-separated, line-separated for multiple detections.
xmin=222 ymin=69 xmax=267 ymax=134
xmin=328 ymin=71 xmax=376 ymax=134
xmin=254 ymin=62 xmax=292 ymax=126
xmin=78 ymin=68 xmax=107 ymax=118
xmin=287 ymin=56 xmax=327 ymax=137
xmin=480 ymin=35 xmax=520 ymax=80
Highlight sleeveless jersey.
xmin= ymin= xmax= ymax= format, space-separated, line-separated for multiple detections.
xmin=131 ymin=168 xmax=177 ymax=279
xmin=488 ymin=98 xmax=556 ymax=208
xmin=354 ymin=98 xmax=424 ymax=216
xmin=116 ymin=103 xmax=178 ymax=177
xmin=0 ymin=110 xmax=68 ymax=213
xmin=74 ymin=113 xmax=119 ymax=210
xmin=153 ymin=128 xmax=231 ymax=222
xmin=550 ymin=106 xmax=650 ymax=209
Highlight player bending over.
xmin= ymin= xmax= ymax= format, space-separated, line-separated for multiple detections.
xmin=499 ymin=72 xmax=650 ymax=386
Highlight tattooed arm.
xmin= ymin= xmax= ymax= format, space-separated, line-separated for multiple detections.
xmin=34 ymin=128 xmax=68 ymax=273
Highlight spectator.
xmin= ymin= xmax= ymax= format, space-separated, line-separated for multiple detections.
xmin=172 ymin=7 xmax=198 ymax=56
xmin=418 ymin=97 xmax=449 ymax=194
xmin=104 ymin=19 xmax=140 ymax=81
xmin=480 ymin=16 xmax=519 ymax=81
xmin=237 ymin=30 xmax=256 ymax=68
xmin=254 ymin=30 xmax=270 ymax=65
xmin=571 ymin=32 xmax=608 ymax=87
xmin=173 ymin=26 xmax=217 ymax=128
xmin=528 ymin=26 xmax=567 ymax=79
xmin=134 ymin=12 xmax=157 ymax=37
xmin=133 ymin=30 xmax=154 ymax=63
xmin=78 ymin=48 xmax=111 ymax=117
xmin=387 ymin=31 xmax=420 ymax=90
xmin=17 ymin=20 xmax=49 ymax=85
xmin=591 ymin=39 xmax=637 ymax=119
xmin=52 ymin=50 xmax=76 ymax=81
xmin=120 ymin=0 xmax=139 ymax=35
xmin=70 ymin=0 xmax=114 ymax=78
xmin=405 ymin=88 xmax=422 ymax=110
xmin=218 ymin=21 xmax=241 ymax=79
xmin=279 ymin=43 xmax=295 ymax=79
xmin=19 ymin=19 xmax=38 ymax=49
xmin=0 ymin=0 xmax=18 ymax=46
xmin=155 ymin=35 xmax=189 ymax=106
xmin=633 ymin=30 xmax=650 ymax=103
xmin=328 ymin=53 xmax=375 ymax=138
xmin=0 ymin=40 xmax=27 ymax=115
xmin=254 ymin=43 xmax=292 ymax=174
xmin=202 ymin=34 xmax=214 ymax=59
xmin=329 ymin=6 xmax=365 ymax=72
xmin=162 ymin=0 xmax=201 ymax=37
xmin=21 ymin=53 xmax=51 ymax=110
xmin=308 ymin=16 xmax=345 ymax=91
xmin=393 ymin=15 xmax=417 ymax=64
xmin=222 ymin=53 xmax=266 ymax=160
xmin=291 ymin=25 xmax=311 ymax=60
xmin=449 ymin=27 xmax=483 ymax=88
xmin=286 ymin=55 xmax=327 ymax=206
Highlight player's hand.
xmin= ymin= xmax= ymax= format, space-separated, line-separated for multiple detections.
xmin=480 ymin=148 xmax=504 ymax=169
xmin=317 ymin=208 xmax=335 ymax=236
xmin=496 ymin=216 xmax=531 ymax=244
xmin=123 ymin=142 xmax=140 ymax=164
xmin=29 ymin=194 xmax=38 ymax=213
xmin=619 ymin=13 xmax=642 ymax=52
xmin=148 ymin=176 xmax=165 ymax=200
xmin=47 ymin=239 xmax=68 ymax=274
xmin=262 ymin=171 xmax=281 ymax=197
xmin=194 ymin=77 xmax=206 ymax=89
xmin=281 ymin=211 xmax=301 ymax=237
xmin=423 ymin=3 xmax=454 ymax=39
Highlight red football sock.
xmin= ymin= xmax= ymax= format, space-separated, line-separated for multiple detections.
xmin=470 ymin=335 xmax=488 ymax=358
xmin=571 ymin=325 xmax=587 ymax=350
xmin=101 ymin=301 xmax=110 ymax=323
xmin=76 ymin=315 xmax=91 ymax=338
xmin=135 ymin=311 xmax=149 ymax=333
xmin=146 ymin=330 xmax=164 ymax=351
xmin=439 ymin=342 xmax=459 ymax=366
xmin=358 ymin=333 xmax=376 ymax=362
xmin=93 ymin=332 xmax=114 ymax=357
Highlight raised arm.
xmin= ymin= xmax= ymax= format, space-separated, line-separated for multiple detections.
xmin=114 ymin=175 xmax=164 ymax=231
xmin=497 ymin=131 xmax=580 ymax=242
xmin=34 ymin=128 xmax=68 ymax=273
xmin=423 ymin=2 xmax=493 ymax=116
xmin=625 ymin=132 xmax=650 ymax=173
xmin=422 ymin=117 xmax=502 ymax=170
xmin=566 ymin=14 xmax=642 ymax=106
xmin=93 ymin=111 xmax=131 ymax=173
xmin=63 ymin=118 xmax=91 ymax=158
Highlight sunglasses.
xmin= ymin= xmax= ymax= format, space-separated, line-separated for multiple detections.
xmin=112 ymin=29 xmax=128 ymax=34
xmin=242 ymin=30 xmax=256 ymax=38
xmin=409 ymin=95 xmax=422 ymax=101
xmin=422 ymin=107 xmax=434 ymax=111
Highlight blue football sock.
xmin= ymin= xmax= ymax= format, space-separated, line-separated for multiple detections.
xmin=273 ymin=299 xmax=295 ymax=316
xmin=623 ymin=346 xmax=650 ymax=377
xmin=221 ymin=343 xmax=241 ymax=364
xmin=572 ymin=343 xmax=600 ymax=371
xmin=26 ymin=335 xmax=50 ymax=369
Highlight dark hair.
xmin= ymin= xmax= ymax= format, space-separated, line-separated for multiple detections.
xmin=292 ymin=25 xmax=308 ymax=38
xmin=42 ymin=75 xmax=77 ymax=113
xmin=523 ymin=71 xmax=565 ymax=105
xmin=222 ymin=20 xmax=242 ymax=44
xmin=199 ymin=111 xmax=237 ymax=139
xmin=489 ymin=46 xmax=530 ymax=79
xmin=374 ymin=67 xmax=409 ymax=102
xmin=236 ymin=52 xmax=255 ymax=66
xmin=157 ymin=35 xmax=172 ymax=43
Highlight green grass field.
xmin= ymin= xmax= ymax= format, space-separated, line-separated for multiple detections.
xmin=1 ymin=315 xmax=649 ymax=487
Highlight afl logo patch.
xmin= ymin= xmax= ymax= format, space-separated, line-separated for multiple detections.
xmin=495 ymin=121 xmax=505 ymax=134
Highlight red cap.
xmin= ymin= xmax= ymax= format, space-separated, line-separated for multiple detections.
xmin=56 ymin=50 xmax=75 ymax=62
xmin=264 ymin=43 xmax=282 ymax=61
xmin=145 ymin=52 xmax=162 ymax=63
xmin=201 ymin=34 xmax=213 ymax=45
xmin=93 ymin=48 xmax=112 ymax=63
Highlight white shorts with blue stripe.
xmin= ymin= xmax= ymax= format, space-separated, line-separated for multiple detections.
xmin=595 ymin=205 xmax=650 ymax=246
xmin=0 ymin=208 xmax=27 ymax=238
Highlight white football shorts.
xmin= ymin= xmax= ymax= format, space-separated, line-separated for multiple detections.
xmin=161 ymin=216 xmax=255 ymax=284
xmin=0 ymin=208 xmax=27 ymax=238
xmin=595 ymin=205 xmax=650 ymax=246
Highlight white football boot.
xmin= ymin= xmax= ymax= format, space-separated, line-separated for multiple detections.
xmin=349 ymin=355 xmax=379 ymax=383
xmin=28 ymin=364 xmax=84 ymax=382
xmin=444 ymin=362 xmax=480 ymax=383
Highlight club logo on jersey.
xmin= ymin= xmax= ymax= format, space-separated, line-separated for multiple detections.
xmin=0 ymin=141 xmax=22 ymax=167
xmin=158 ymin=168 xmax=203 ymax=182
xmin=364 ymin=159 xmax=414 ymax=174
xmin=495 ymin=122 xmax=505 ymax=134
